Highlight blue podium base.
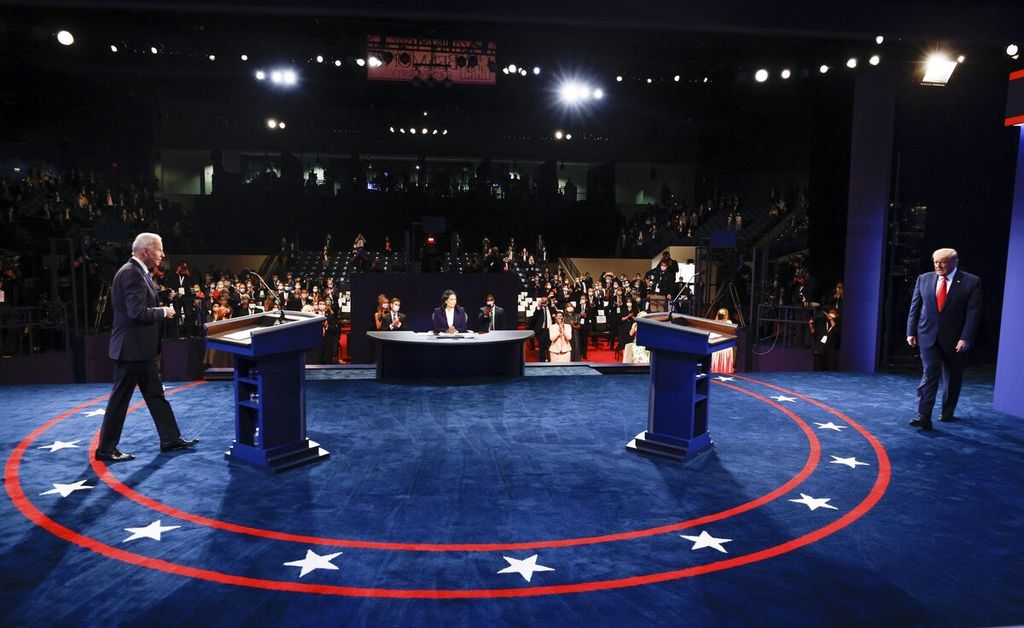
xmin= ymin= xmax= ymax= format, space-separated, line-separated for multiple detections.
xmin=625 ymin=431 xmax=713 ymax=462
xmin=225 ymin=439 xmax=331 ymax=473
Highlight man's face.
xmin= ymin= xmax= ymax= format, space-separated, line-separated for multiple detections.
xmin=143 ymin=240 xmax=165 ymax=268
xmin=933 ymin=255 xmax=957 ymax=277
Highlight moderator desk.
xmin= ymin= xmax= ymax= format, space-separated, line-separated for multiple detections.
xmin=366 ymin=330 xmax=534 ymax=379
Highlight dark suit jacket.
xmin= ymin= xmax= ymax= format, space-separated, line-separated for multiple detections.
xmin=478 ymin=305 xmax=506 ymax=332
xmin=380 ymin=311 xmax=408 ymax=331
xmin=432 ymin=306 xmax=468 ymax=333
xmin=907 ymin=269 xmax=982 ymax=350
xmin=531 ymin=304 xmax=555 ymax=333
xmin=108 ymin=259 xmax=166 ymax=360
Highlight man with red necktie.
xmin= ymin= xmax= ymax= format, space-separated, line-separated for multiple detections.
xmin=906 ymin=248 xmax=982 ymax=431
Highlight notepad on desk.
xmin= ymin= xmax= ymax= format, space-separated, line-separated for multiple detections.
xmin=222 ymin=330 xmax=253 ymax=342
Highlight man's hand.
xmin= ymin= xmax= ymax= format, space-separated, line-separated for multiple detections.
xmin=906 ymin=336 xmax=917 ymax=348
xmin=955 ymin=339 xmax=970 ymax=352
xmin=164 ymin=306 xmax=176 ymax=319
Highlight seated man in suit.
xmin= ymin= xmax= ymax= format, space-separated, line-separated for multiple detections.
xmin=96 ymin=232 xmax=199 ymax=462
xmin=906 ymin=247 xmax=982 ymax=430
xmin=381 ymin=297 xmax=408 ymax=331
xmin=477 ymin=294 xmax=506 ymax=332
xmin=432 ymin=289 xmax=468 ymax=334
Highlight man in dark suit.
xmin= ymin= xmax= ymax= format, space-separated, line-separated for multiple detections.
xmin=96 ymin=233 xmax=198 ymax=461
xmin=906 ymin=248 xmax=982 ymax=430
xmin=531 ymin=296 xmax=555 ymax=361
xmin=381 ymin=297 xmax=408 ymax=331
xmin=477 ymin=294 xmax=506 ymax=332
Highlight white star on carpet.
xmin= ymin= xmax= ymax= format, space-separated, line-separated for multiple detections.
xmin=162 ymin=385 xmax=169 ymax=391
xmin=38 ymin=439 xmax=82 ymax=452
xmin=497 ymin=554 xmax=555 ymax=582
xmin=815 ymin=421 xmax=848 ymax=431
xmin=40 ymin=479 xmax=94 ymax=498
xmin=123 ymin=520 xmax=181 ymax=543
xmin=715 ymin=376 xmax=736 ymax=381
xmin=789 ymin=493 xmax=838 ymax=511
xmin=283 ymin=549 xmax=343 ymax=578
xmin=830 ymin=455 xmax=869 ymax=469
xmin=771 ymin=394 xmax=798 ymax=403
xmin=82 ymin=408 xmax=105 ymax=417
xmin=679 ymin=530 xmax=733 ymax=553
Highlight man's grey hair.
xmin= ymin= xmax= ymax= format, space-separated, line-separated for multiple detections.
xmin=132 ymin=232 xmax=162 ymax=255
xmin=932 ymin=248 xmax=958 ymax=262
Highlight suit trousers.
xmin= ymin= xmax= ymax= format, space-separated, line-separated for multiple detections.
xmin=537 ymin=331 xmax=551 ymax=362
xmin=98 ymin=357 xmax=181 ymax=453
xmin=917 ymin=341 xmax=966 ymax=419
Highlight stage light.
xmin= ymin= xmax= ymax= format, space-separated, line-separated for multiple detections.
xmin=241 ymin=54 xmax=248 ymax=61
xmin=875 ymin=35 xmax=884 ymax=45
xmin=509 ymin=64 xmax=517 ymax=73
xmin=267 ymin=118 xmax=278 ymax=129
xmin=703 ymin=77 xmax=708 ymax=83
xmin=421 ymin=128 xmax=428 ymax=134
xmin=432 ymin=129 xmax=438 ymax=135
xmin=334 ymin=59 xmax=342 ymax=67
xmin=410 ymin=128 xmax=416 ymax=134
xmin=616 ymin=75 xmax=623 ymax=82
xmin=278 ymin=122 xmax=286 ymax=129
xmin=423 ymin=111 xmax=428 ymax=116
xmin=533 ymin=66 xmax=541 ymax=75
xmin=150 ymin=46 xmax=158 ymax=54
xmin=869 ymin=55 xmax=880 ymax=66
xmin=356 ymin=58 xmax=366 ymax=67
xmin=502 ymin=67 xmax=510 ymax=75
xmin=781 ymin=68 xmax=791 ymax=79
xmin=442 ymin=129 xmax=448 ymax=135
xmin=593 ymin=88 xmax=604 ymax=99
xmin=922 ymin=53 xmax=957 ymax=86
xmin=57 ymin=30 xmax=74 ymax=46
xmin=520 ymin=68 xmax=527 ymax=76
xmin=559 ymin=82 xmax=582 ymax=104
xmin=755 ymin=69 xmax=769 ymax=82
xmin=270 ymin=70 xmax=283 ymax=83
xmin=646 ymin=77 xmax=652 ymax=84
xmin=674 ymin=75 xmax=680 ymax=82
xmin=957 ymin=55 xmax=965 ymax=63
xmin=279 ymin=69 xmax=298 ymax=85
xmin=316 ymin=55 xmax=324 ymax=63
xmin=110 ymin=44 xmax=118 ymax=53
xmin=255 ymin=70 xmax=266 ymax=80
xmin=208 ymin=54 xmax=216 ymax=61
xmin=389 ymin=126 xmax=395 ymax=133
xmin=1008 ymin=44 xmax=1019 ymax=57
xmin=368 ymin=55 xmax=383 ymax=68
xmin=565 ymin=133 xmax=572 ymax=140
xmin=819 ymin=64 xmax=830 ymax=74
xmin=554 ymin=130 xmax=564 ymax=140
xmin=400 ymin=128 xmax=406 ymax=133
xmin=846 ymin=58 xmax=857 ymax=68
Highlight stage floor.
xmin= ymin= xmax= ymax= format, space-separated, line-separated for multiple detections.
xmin=2 ymin=371 xmax=1022 ymax=626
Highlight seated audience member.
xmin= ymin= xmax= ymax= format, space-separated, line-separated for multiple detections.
xmin=549 ymin=310 xmax=573 ymax=363
xmin=710 ymin=308 xmax=735 ymax=374
xmin=478 ymin=293 xmax=505 ymax=332
xmin=432 ymin=289 xmax=468 ymax=334
xmin=381 ymin=297 xmax=407 ymax=331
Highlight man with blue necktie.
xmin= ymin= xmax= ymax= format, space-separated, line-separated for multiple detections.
xmin=906 ymin=248 xmax=982 ymax=431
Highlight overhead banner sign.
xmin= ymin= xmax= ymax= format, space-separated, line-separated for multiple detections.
xmin=366 ymin=36 xmax=497 ymax=85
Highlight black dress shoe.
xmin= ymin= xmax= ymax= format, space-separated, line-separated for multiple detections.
xmin=95 ymin=448 xmax=135 ymax=462
xmin=160 ymin=437 xmax=199 ymax=452
xmin=909 ymin=415 xmax=933 ymax=431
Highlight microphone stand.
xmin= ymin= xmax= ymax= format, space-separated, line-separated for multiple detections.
xmin=244 ymin=269 xmax=286 ymax=325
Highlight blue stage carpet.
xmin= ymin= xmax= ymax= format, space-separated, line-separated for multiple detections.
xmin=1 ymin=371 xmax=1022 ymax=626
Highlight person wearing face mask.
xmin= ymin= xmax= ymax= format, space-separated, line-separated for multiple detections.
xmin=564 ymin=302 xmax=583 ymax=361
xmin=549 ymin=310 xmax=572 ymax=362
xmin=478 ymin=293 xmax=506 ymax=332
xmin=531 ymin=295 xmax=555 ymax=361
xmin=654 ymin=260 xmax=675 ymax=295
xmin=320 ymin=300 xmax=341 ymax=364
xmin=576 ymin=293 xmax=594 ymax=359
xmin=381 ymin=297 xmax=407 ymax=331
xmin=616 ymin=297 xmax=638 ymax=358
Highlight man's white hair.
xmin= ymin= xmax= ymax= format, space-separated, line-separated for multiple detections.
xmin=132 ymin=232 xmax=162 ymax=255
xmin=932 ymin=248 xmax=958 ymax=261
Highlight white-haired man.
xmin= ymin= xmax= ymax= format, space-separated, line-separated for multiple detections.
xmin=96 ymin=232 xmax=198 ymax=461
xmin=906 ymin=248 xmax=982 ymax=431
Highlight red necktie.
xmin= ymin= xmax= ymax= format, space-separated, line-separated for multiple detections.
xmin=936 ymin=277 xmax=947 ymax=312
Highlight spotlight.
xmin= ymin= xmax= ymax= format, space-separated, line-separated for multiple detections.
xmin=559 ymin=82 xmax=582 ymax=104
xmin=270 ymin=70 xmax=283 ymax=83
xmin=646 ymin=77 xmax=652 ymax=84
xmin=421 ymin=128 xmax=428 ymax=134
xmin=432 ymin=129 xmax=438 ymax=135
xmin=267 ymin=118 xmax=278 ymax=129
xmin=502 ymin=67 xmax=510 ymax=75
xmin=869 ymin=55 xmax=880 ymax=66
xmin=781 ymin=68 xmax=791 ymax=79
xmin=150 ymin=46 xmax=158 ymax=54
xmin=334 ymin=59 xmax=342 ymax=67
xmin=56 ymin=30 xmax=74 ymax=46
xmin=400 ymin=128 xmax=406 ymax=133
xmin=410 ymin=128 xmax=416 ymax=134
xmin=316 ymin=55 xmax=324 ymax=63
xmin=846 ymin=58 xmax=857 ymax=68
xmin=554 ymin=130 xmax=564 ymax=140
xmin=423 ymin=111 xmax=428 ymax=116
xmin=368 ymin=55 xmax=383 ymax=68
xmin=109 ymin=44 xmax=118 ymax=53
xmin=703 ymin=77 xmax=708 ymax=83
xmin=956 ymin=55 xmax=965 ymax=63
xmin=278 ymin=122 xmax=286 ymax=129
xmin=442 ymin=129 xmax=448 ymax=135
xmin=922 ymin=53 xmax=958 ymax=86
xmin=508 ymin=64 xmax=517 ymax=73
xmin=565 ymin=133 xmax=572 ymax=140
xmin=533 ymin=66 xmax=541 ymax=75
xmin=875 ymin=35 xmax=884 ymax=45
xmin=208 ymin=54 xmax=216 ymax=61
xmin=819 ymin=64 xmax=830 ymax=74
xmin=754 ymin=69 xmax=769 ymax=82
xmin=593 ymin=88 xmax=604 ymax=99
xmin=255 ymin=70 xmax=266 ymax=80
xmin=282 ymin=69 xmax=298 ymax=85
xmin=356 ymin=58 xmax=366 ymax=67
xmin=673 ymin=75 xmax=680 ymax=82
xmin=241 ymin=54 xmax=248 ymax=61
xmin=520 ymin=68 xmax=527 ymax=76
xmin=616 ymin=75 xmax=623 ymax=82
xmin=1007 ymin=44 xmax=1019 ymax=57
xmin=389 ymin=126 xmax=395 ymax=133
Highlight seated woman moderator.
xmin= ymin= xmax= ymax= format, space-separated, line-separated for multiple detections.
xmin=432 ymin=289 xmax=469 ymax=334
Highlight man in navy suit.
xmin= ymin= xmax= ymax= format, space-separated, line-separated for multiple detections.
xmin=96 ymin=233 xmax=198 ymax=461
xmin=906 ymin=248 xmax=982 ymax=431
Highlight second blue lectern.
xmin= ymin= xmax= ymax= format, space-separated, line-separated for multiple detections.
xmin=206 ymin=311 xmax=330 ymax=472
xmin=626 ymin=313 xmax=737 ymax=461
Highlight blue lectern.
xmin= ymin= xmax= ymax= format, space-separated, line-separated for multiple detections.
xmin=626 ymin=313 xmax=737 ymax=461
xmin=206 ymin=311 xmax=330 ymax=472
